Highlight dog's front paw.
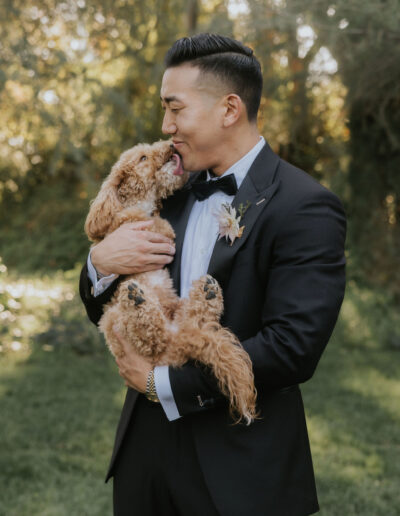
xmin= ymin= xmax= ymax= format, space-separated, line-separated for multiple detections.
xmin=127 ymin=282 xmax=145 ymax=306
xmin=118 ymin=281 xmax=147 ymax=310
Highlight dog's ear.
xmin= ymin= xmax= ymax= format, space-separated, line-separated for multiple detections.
xmin=118 ymin=172 xmax=146 ymax=202
xmin=84 ymin=178 xmax=122 ymax=241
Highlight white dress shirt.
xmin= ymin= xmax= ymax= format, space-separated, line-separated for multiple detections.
xmin=87 ymin=136 xmax=266 ymax=420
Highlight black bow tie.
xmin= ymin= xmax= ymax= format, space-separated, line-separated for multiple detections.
xmin=190 ymin=173 xmax=238 ymax=201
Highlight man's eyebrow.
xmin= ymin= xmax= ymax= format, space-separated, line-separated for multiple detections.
xmin=160 ymin=95 xmax=182 ymax=103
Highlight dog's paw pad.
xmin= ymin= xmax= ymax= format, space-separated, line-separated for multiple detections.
xmin=203 ymin=276 xmax=219 ymax=300
xmin=204 ymin=276 xmax=217 ymax=289
xmin=126 ymin=282 xmax=145 ymax=306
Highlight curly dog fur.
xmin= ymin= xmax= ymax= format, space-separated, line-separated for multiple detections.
xmin=85 ymin=139 xmax=258 ymax=424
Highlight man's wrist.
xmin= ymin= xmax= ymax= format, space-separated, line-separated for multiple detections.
xmin=91 ymin=246 xmax=112 ymax=276
xmin=87 ymin=250 xmax=118 ymax=298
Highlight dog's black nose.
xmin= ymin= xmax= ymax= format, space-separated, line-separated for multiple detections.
xmin=170 ymin=143 xmax=175 ymax=149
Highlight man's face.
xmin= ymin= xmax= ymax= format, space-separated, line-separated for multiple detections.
xmin=160 ymin=64 xmax=225 ymax=173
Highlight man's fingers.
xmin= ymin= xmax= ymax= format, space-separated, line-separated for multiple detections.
xmin=122 ymin=221 xmax=153 ymax=230
xmin=143 ymin=253 xmax=174 ymax=265
xmin=139 ymin=262 xmax=171 ymax=273
xmin=146 ymin=241 xmax=176 ymax=256
xmin=138 ymin=230 xmax=175 ymax=245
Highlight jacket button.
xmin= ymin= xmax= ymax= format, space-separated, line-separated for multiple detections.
xmin=203 ymin=398 xmax=215 ymax=407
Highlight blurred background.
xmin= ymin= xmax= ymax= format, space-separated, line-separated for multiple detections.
xmin=0 ymin=1 xmax=399 ymax=514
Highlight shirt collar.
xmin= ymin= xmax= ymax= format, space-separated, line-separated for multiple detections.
xmin=206 ymin=135 xmax=266 ymax=189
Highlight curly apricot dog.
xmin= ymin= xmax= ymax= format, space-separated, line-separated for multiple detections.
xmin=85 ymin=139 xmax=257 ymax=424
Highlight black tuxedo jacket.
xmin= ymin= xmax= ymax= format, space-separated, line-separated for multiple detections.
xmin=80 ymin=141 xmax=346 ymax=516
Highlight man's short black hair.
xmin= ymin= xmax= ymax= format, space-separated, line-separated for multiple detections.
xmin=164 ymin=33 xmax=263 ymax=123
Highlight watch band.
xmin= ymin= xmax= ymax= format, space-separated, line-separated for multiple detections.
xmin=145 ymin=369 xmax=160 ymax=403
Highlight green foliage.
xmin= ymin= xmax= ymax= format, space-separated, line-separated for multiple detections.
xmin=0 ymin=180 xmax=90 ymax=272
xmin=0 ymin=0 xmax=399 ymax=295
xmin=244 ymin=0 xmax=400 ymax=297
xmin=0 ymin=0 xmax=190 ymax=271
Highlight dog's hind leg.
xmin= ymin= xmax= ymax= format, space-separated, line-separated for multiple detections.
xmin=174 ymin=275 xmax=224 ymax=328
xmin=100 ymin=277 xmax=169 ymax=363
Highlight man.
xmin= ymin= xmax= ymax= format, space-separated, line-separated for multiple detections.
xmin=80 ymin=33 xmax=346 ymax=515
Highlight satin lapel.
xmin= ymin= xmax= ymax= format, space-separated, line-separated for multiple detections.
xmin=207 ymin=142 xmax=281 ymax=291
xmin=161 ymin=171 xmax=205 ymax=295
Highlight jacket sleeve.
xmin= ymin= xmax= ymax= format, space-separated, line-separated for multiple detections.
xmin=168 ymin=189 xmax=347 ymax=417
xmin=79 ymin=262 xmax=124 ymax=326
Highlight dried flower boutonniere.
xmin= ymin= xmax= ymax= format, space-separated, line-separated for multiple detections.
xmin=214 ymin=200 xmax=251 ymax=246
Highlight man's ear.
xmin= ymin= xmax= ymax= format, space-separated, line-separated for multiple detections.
xmin=222 ymin=94 xmax=243 ymax=127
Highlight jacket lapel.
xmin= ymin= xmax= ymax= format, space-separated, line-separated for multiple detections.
xmin=207 ymin=142 xmax=281 ymax=291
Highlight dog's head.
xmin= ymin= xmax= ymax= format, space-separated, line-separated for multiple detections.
xmin=115 ymin=139 xmax=189 ymax=203
xmin=85 ymin=139 xmax=189 ymax=241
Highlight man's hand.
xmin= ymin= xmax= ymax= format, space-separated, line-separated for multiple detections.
xmin=91 ymin=220 xmax=175 ymax=276
xmin=113 ymin=325 xmax=153 ymax=393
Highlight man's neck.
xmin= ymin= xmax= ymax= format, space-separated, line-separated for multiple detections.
xmin=209 ymin=128 xmax=261 ymax=177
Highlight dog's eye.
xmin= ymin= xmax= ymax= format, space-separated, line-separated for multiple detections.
xmin=140 ymin=155 xmax=148 ymax=162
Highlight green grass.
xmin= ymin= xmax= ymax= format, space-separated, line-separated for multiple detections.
xmin=0 ymin=348 xmax=123 ymax=516
xmin=0 ymin=264 xmax=124 ymax=516
xmin=303 ymin=282 xmax=400 ymax=516
xmin=0 ymin=266 xmax=399 ymax=515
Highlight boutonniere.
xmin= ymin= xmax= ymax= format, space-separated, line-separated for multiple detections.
xmin=214 ymin=200 xmax=251 ymax=246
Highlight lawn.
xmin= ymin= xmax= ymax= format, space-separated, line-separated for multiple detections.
xmin=0 ymin=264 xmax=399 ymax=515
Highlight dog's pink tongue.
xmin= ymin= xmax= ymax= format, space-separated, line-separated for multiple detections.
xmin=172 ymin=153 xmax=184 ymax=175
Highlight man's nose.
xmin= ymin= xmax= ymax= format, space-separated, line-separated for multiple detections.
xmin=162 ymin=112 xmax=177 ymax=135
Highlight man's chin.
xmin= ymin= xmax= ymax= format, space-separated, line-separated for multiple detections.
xmin=181 ymin=159 xmax=205 ymax=174
xmin=186 ymin=166 xmax=205 ymax=174
xmin=175 ymin=152 xmax=205 ymax=174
